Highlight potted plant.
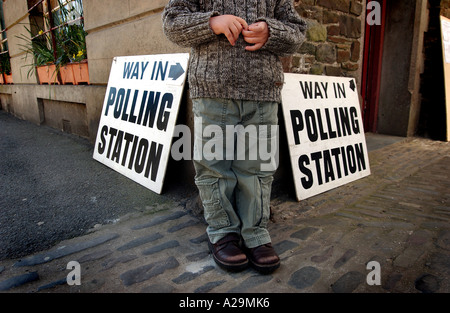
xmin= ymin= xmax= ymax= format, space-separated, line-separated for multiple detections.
xmin=53 ymin=0 xmax=89 ymax=84
xmin=18 ymin=0 xmax=88 ymax=85
xmin=0 ymin=52 xmax=13 ymax=84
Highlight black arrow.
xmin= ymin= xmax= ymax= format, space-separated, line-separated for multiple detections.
xmin=349 ymin=80 xmax=356 ymax=92
xmin=168 ymin=63 xmax=185 ymax=80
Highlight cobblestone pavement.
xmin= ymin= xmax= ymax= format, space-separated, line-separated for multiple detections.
xmin=1 ymin=128 xmax=449 ymax=294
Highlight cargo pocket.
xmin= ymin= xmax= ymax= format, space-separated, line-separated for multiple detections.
xmin=196 ymin=178 xmax=231 ymax=229
xmin=256 ymin=176 xmax=274 ymax=228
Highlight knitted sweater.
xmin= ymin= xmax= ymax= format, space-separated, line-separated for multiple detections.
xmin=162 ymin=0 xmax=307 ymax=102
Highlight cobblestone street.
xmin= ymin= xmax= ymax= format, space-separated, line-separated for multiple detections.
xmin=1 ymin=112 xmax=450 ymax=295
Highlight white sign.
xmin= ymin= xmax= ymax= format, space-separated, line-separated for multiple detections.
xmin=442 ymin=18 xmax=450 ymax=64
xmin=93 ymin=53 xmax=189 ymax=194
xmin=281 ymin=74 xmax=371 ymax=201
xmin=440 ymin=15 xmax=450 ymax=142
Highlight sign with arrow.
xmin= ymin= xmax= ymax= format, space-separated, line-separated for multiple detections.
xmin=281 ymin=74 xmax=371 ymax=201
xmin=93 ymin=53 xmax=189 ymax=194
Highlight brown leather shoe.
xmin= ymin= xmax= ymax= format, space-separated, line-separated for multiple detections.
xmin=208 ymin=233 xmax=248 ymax=272
xmin=247 ymin=243 xmax=280 ymax=274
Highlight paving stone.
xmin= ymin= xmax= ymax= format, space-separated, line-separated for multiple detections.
xmin=190 ymin=233 xmax=208 ymax=244
xmin=13 ymin=233 xmax=120 ymax=267
xmin=227 ymin=275 xmax=273 ymax=293
xmin=141 ymin=240 xmax=180 ymax=256
xmin=290 ymin=227 xmax=319 ymax=240
xmin=78 ymin=249 xmax=113 ymax=263
xmin=292 ymin=243 xmax=322 ymax=256
xmin=120 ymin=256 xmax=179 ymax=286
xmin=80 ymin=278 xmax=106 ymax=292
xmin=407 ymin=230 xmax=432 ymax=246
xmin=0 ymin=272 xmax=39 ymax=291
xmin=415 ymin=274 xmax=441 ymax=293
xmin=194 ymin=280 xmax=226 ymax=293
xmin=311 ymin=246 xmax=334 ymax=263
xmin=333 ymin=249 xmax=357 ymax=269
xmin=273 ymin=240 xmax=299 ymax=256
xmin=288 ymin=266 xmax=321 ymax=290
xmin=167 ymin=219 xmax=199 ymax=233
xmin=37 ymin=277 xmax=67 ymax=291
xmin=132 ymin=211 xmax=187 ymax=230
xmin=436 ymin=230 xmax=450 ymax=251
xmin=394 ymin=247 xmax=425 ymax=268
xmin=117 ymin=233 xmax=164 ymax=251
xmin=428 ymin=252 xmax=450 ymax=274
xmin=141 ymin=283 xmax=175 ymax=293
xmin=331 ymin=271 xmax=365 ymax=293
xmin=382 ymin=273 xmax=402 ymax=291
xmin=172 ymin=266 xmax=215 ymax=284
xmin=101 ymin=254 xmax=138 ymax=271
xmin=186 ymin=251 xmax=210 ymax=262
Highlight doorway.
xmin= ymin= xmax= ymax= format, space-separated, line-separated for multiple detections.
xmin=361 ymin=0 xmax=387 ymax=133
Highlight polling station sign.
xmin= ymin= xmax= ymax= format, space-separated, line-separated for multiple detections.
xmin=281 ymin=74 xmax=371 ymax=201
xmin=93 ymin=53 xmax=189 ymax=194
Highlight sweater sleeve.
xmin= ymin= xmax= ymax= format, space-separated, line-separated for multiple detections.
xmin=162 ymin=0 xmax=219 ymax=47
xmin=257 ymin=0 xmax=307 ymax=56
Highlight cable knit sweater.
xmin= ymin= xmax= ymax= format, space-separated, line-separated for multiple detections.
xmin=162 ymin=0 xmax=307 ymax=102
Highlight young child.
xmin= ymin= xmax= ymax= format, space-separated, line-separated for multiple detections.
xmin=162 ymin=0 xmax=306 ymax=273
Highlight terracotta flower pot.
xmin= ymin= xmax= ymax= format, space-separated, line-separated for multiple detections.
xmin=36 ymin=62 xmax=89 ymax=85
xmin=36 ymin=64 xmax=59 ymax=84
xmin=4 ymin=74 xmax=13 ymax=84
xmin=60 ymin=64 xmax=75 ymax=85
xmin=71 ymin=61 xmax=89 ymax=85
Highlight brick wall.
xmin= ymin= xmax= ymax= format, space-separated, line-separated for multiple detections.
xmin=290 ymin=0 xmax=365 ymax=84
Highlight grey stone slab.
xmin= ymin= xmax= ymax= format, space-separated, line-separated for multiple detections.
xmin=415 ymin=274 xmax=441 ymax=293
xmin=168 ymin=219 xmax=199 ymax=233
xmin=117 ymin=232 xmax=164 ymax=251
xmin=142 ymin=240 xmax=180 ymax=256
xmin=194 ymin=280 xmax=226 ymax=293
xmin=273 ymin=240 xmax=299 ymax=256
xmin=37 ymin=277 xmax=67 ymax=291
xmin=132 ymin=211 xmax=187 ymax=230
xmin=290 ymin=227 xmax=320 ymax=240
xmin=311 ymin=246 xmax=334 ymax=263
xmin=227 ymin=275 xmax=273 ymax=293
xmin=172 ymin=266 xmax=215 ymax=284
xmin=120 ymin=256 xmax=179 ymax=286
xmin=78 ymin=249 xmax=113 ymax=263
xmin=331 ymin=271 xmax=365 ymax=293
xmin=13 ymin=233 xmax=120 ymax=267
xmin=190 ymin=233 xmax=208 ymax=244
xmin=141 ymin=283 xmax=175 ymax=293
xmin=288 ymin=266 xmax=321 ymax=290
xmin=101 ymin=254 xmax=138 ymax=271
xmin=186 ymin=251 xmax=210 ymax=262
xmin=333 ymin=249 xmax=357 ymax=269
xmin=382 ymin=273 xmax=402 ymax=291
xmin=0 ymin=272 xmax=39 ymax=291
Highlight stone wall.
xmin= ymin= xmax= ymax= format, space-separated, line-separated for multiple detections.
xmin=441 ymin=0 xmax=450 ymax=17
xmin=291 ymin=0 xmax=365 ymax=86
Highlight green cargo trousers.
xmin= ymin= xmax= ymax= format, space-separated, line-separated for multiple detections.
xmin=192 ymin=98 xmax=279 ymax=249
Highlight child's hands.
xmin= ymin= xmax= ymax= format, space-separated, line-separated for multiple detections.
xmin=242 ymin=22 xmax=269 ymax=51
xmin=210 ymin=15 xmax=248 ymax=46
